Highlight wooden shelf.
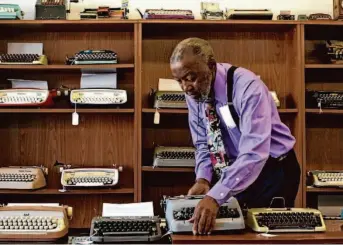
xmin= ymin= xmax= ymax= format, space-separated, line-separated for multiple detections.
xmin=0 ymin=64 xmax=134 ymax=70
xmin=142 ymin=166 xmax=194 ymax=172
xmin=0 ymin=20 xmax=137 ymax=25
xmin=307 ymin=187 xmax=343 ymax=193
xmin=140 ymin=19 xmax=299 ymax=25
xmin=143 ymin=108 xmax=298 ymax=114
xmin=306 ymin=109 xmax=343 ymax=114
xmin=1 ymin=188 xmax=135 ymax=195
xmin=305 ymin=64 xmax=343 ymax=69
xmin=0 ymin=108 xmax=134 ymax=113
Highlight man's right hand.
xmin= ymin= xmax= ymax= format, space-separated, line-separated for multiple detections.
xmin=187 ymin=178 xmax=210 ymax=195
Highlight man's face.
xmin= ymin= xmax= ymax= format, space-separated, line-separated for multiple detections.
xmin=170 ymin=54 xmax=214 ymax=101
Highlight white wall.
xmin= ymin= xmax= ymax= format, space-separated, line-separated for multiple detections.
xmin=0 ymin=0 xmax=333 ymax=20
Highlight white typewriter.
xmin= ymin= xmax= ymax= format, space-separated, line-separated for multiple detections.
xmin=0 ymin=89 xmax=54 ymax=107
xmin=0 ymin=166 xmax=48 ymax=190
xmin=154 ymin=91 xmax=187 ymax=109
xmin=163 ymin=195 xmax=245 ymax=233
xmin=247 ymin=207 xmax=326 ymax=233
xmin=310 ymin=170 xmax=343 ymax=188
xmin=153 ymin=146 xmax=196 ymax=168
xmin=201 ymin=2 xmax=224 ymax=20
xmin=70 ymin=89 xmax=127 ymax=105
xmin=0 ymin=203 xmax=72 ymax=241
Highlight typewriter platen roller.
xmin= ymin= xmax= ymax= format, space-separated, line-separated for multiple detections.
xmin=163 ymin=195 xmax=245 ymax=233
xmin=153 ymin=146 xmax=196 ymax=168
xmin=0 ymin=204 xmax=72 ymax=241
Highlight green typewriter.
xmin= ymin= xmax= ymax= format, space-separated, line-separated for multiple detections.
xmin=0 ymin=4 xmax=23 ymax=20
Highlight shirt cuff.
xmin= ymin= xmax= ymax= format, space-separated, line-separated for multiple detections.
xmin=206 ymin=182 xmax=232 ymax=206
xmin=196 ymin=167 xmax=213 ymax=184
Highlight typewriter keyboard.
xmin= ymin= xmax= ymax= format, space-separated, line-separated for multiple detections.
xmin=157 ymin=93 xmax=185 ymax=102
xmin=157 ymin=151 xmax=195 ymax=160
xmin=0 ymin=54 xmax=40 ymax=63
xmin=255 ymin=212 xmax=323 ymax=230
xmin=149 ymin=10 xmax=191 ymax=16
xmin=173 ymin=206 xmax=240 ymax=221
xmin=316 ymin=172 xmax=343 ymax=182
xmin=0 ymin=173 xmax=35 ymax=182
xmin=75 ymin=52 xmax=117 ymax=61
xmin=73 ymin=96 xmax=124 ymax=104
xmin=0 ymin=7 xmax=14 ymax=12
xmin=66 ymin=176 xmax=113 ymax=186
xmin=0 ymin=216 xmax=59 ymax=231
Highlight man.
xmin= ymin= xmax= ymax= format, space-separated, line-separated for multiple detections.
xmin=169 ymin=38 xmax=301 ymax=235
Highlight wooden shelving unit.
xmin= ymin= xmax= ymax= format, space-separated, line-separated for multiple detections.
xmin=307 ymin=187 xmax=343 ymax=193
xmin=0 ymin=108 xmax=135 ymax=113
xmin=0 ymin=64 xmax=134 ymax=70
xmin=0 ymin=188 xmax=135 ymax=195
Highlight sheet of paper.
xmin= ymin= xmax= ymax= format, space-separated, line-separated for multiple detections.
xmin=8 ymin=43 xmax=43 ymax=55
xmin=9 ymin=79 xmax=48 ymax=89
xmin=102 ymin=202 xmax=154 ymax=217
xmin=81 ymin=69 xmax=117 ymax=89
xmin=8 ymin=203 xmax=59 ymax=207
xmin=158 ymin=78 xmax=182 ymax=91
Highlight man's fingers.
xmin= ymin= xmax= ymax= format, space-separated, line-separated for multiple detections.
xmin=192 ymin=207 xmax=201 ymax=235
xmin=204 ymin=214 xmax=213 ymax=234
xmin=198 ymin=209 xmax=208 ymax=235
xmin=209 ymin=216 xmax=216 ymax=234
xmin=188 ymin=216 xmax=195 ymax=223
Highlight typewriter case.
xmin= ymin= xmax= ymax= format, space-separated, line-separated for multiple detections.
xmin=35 ymin=0 xmax=66 ymax=20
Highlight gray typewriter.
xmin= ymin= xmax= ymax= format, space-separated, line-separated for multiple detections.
xmin=90 ymin=216 xmax=162 ymax=243
xmin=201 ymin=2 xmax=224 ymax=20
xmin=153 ymin=146 xmax=195 ymax=168
xmin=154 ymin=91 xmax=187 ymax=109
xmin=162 ymin=195 xmax=245 ymax=233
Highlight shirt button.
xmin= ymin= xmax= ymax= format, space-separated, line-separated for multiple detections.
xmin=236 ymin=178 xmax=240 ymax=181
xmin=220 ymin=193 xmax=224 ymax=197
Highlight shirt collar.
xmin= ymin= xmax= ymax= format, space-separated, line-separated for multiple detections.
xmin=213 ymin=63 xmax=230 ymax=104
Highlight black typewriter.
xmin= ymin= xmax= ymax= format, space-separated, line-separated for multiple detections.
xmin=153 ymin=91 xmax=187 ymax=109
xmin=66 ymin=50 xmax=118 ymax=65
xmin=153 ymin=146 xmax=195 ymax=168
xmin=0 ymin=54 xmax=47 ymax=65
xmin=90 ymin=216 xmax=162 ymax=243
xmin=306 ymin=90 xmax=343 ymax=109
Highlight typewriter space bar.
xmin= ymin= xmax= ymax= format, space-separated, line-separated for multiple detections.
xmin=103 ymin=231 xmax=150 ymax=236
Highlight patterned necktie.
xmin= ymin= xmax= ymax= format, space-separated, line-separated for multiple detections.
xmin=204 ymin=100 xmax=230 ymax=180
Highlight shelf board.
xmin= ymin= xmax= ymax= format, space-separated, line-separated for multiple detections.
xmin=307 ymin=187 xmax=343 ymax=193
xmin=305 ymin=64 xmax=343 ymax=69
xmin=139 ymin=19 xmax=299 ymax=25
xmin=143 ymin=108 xmax=298 ymax=114
xmin=0 ymin=108 xmax=134 ymax=113
xmin=306 ymin=109 xmax=343 ymax=114
xmin=142 ymin=166 xmax=194 ymax=172
xmin=0 ymin=20 xmax=137 ymax=25
xmin=0 ymin=188 xmax=134 ymax=195
xmin=0 ymin=64 xmax=134 ymax=70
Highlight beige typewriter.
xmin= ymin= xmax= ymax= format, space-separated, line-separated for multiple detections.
xmin=0 ymin=89 xmax=58 ymax=107
xmin=154 ymin=91 xmax=187 ymax=109
xmin=225 ymin=9 xmax=273 ymax=20
xmin=70 ymin=89 xmax=127 ymax=105
xmin=310 ymin=170 xmax=343 ymax=188
xmin=0 ymin=166 xmax=47 ymax=190
xmin=153 ymin=146 xmax=196 ymax=168
xmin=0 ymin=203 xmax=72 ymax=241
xmin=142 ymin=9 xmax=194 ymax=19
xmin=201 ymin=2 xmax=224 ymax=20
xmin=247 ymin=207 xmax=326 ymax=233
xmin=0 ymin=54 xmax=47 ymax=65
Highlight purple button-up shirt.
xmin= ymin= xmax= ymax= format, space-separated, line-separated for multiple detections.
xmin=186 ymin=63 xmax=296 ymax=206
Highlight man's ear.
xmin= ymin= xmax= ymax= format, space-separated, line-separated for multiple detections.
xmin=208 ymin=59 xmax=216 ymax=71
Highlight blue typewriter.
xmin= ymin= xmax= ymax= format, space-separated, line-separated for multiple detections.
xmin=0 ymin=4 xmax=23 ymax=20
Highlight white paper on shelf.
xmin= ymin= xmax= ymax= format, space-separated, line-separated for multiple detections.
xmin=8 ymin=43 xmax=43 ymax=55
xmin=102 ymin=202 xmax=154 ymax=217
xmin=9 ymin=79 xmax=48 ymax=90
xmin=158 ymin=78 xmax=182 ymax=91
xmin=80 ymin=69 xmax=117 ymax=89
xmin=7 ymin=203 xmax=59 ymax=207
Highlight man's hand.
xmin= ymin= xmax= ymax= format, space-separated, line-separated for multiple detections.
xmin=188 ymin=196 xmax=219 ymax=235
xmin=187 ymin=179 xmax=210 ymax=195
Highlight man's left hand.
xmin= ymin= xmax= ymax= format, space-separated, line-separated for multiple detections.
xmin=188 ymin=196 xmax=219 ymax=235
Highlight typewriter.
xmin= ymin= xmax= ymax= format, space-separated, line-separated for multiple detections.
xmin=225 ymin=9 xmax=273 ymax=20
xmin=163 ymin=195 xmax=245 ymax=233
xmin=142 ymin=9 xmax=194 ymax=19
xmin=0 ymin=166 xmax=47 ymax=190
xmin=247 ymin=207 xmax=326 ymax=233
xmin=0 ymin=88 xmax=59 ymax=107
xmin=70 ymin=89 xmax=127 ymax=106
xmin=306 ymin=90 xmax=343 ymax=109
xmin=326 ymin=40 xmax=343 ymax=63
xmin=309 ymin=170 xmax=343 ymax=188
xmin=201 ymin=2 xmax=224 ymax=20
xmin=308 ymin=13 xmax=332 ymax=20
xmin=0 ymin=4 xmax=23 ymax=19
xmin=153 ymin=146 xmax=196 ymax=168
xmin=0 ymin=54 xmax=47 ymax=65
xmin=277 ymin=10 xmax=295 ymax=20
xmin=90 ymin=216 xmax=162 ymax=243
xmin=35 ymin=0 xmax=66 ymax=20
xmin=154 ymin=91 xmax=187 ymax=109
xmin=66 ymin=50 xmax=118 ymax=65
xmin=0 ymin=203 xmax=72 ymax=241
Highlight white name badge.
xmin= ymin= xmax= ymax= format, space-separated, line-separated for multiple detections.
xmin=219 ymin=104 xmax=237 ymax=129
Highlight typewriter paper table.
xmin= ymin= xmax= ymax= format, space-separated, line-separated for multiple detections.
xmin=171 ymin=220 xmax=343 ymax=244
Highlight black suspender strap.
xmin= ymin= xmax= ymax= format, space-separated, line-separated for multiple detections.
xmin=226 ymin=65 xmax=240 ymax=130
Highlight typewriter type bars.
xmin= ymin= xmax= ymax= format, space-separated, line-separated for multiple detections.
xmin=41 ymin=0 xmax=64 ymax=5
xmin=0 ymin=54 xmax=47 ymax=65
xmin=311 ymin=170 xmax=343 ymax=187
xmin=164 ymin=195 xmax=245 ymax=233
xmin=153 ymin=146 xmax=196 ymax=168
xmin=144 ymin=9 xmax=194 ymax=19
xmin=247 ymin=208 xmax=326 ymax=233
xmin=71 ymin=50 xmax=117 ymax=65
xmin=90 ymin=216 xmax=162 ymax=243
xmin=70 ymin=89 xmax=127 ymax=105
xmin=306 ymin=90 xmax=343 ymax=109
xmin=327 ymin=40 xmax=343 ymax=63
xmin=154 ymin=91 xmax=187 ymax=109
xmin=0 ymin=204 xmax=72 ymax=241
xmin=0 ymin=166 xmax=47 ymax=190
xmin=0 ymin=89 xmax=55 ymax=107
xmin=61 ymin=168 xmax=119 ymax=188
